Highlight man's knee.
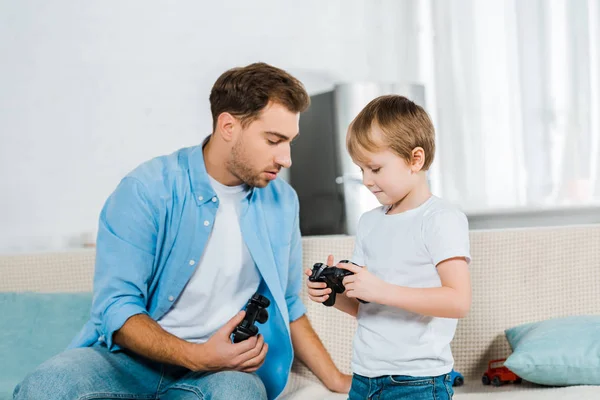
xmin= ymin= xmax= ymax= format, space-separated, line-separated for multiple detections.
xmin=13 ymin=352 xmax=80 ymax=399
xmin=166 ymin=371 xmax=267 ymax=400
xmin=210 ymin=371 xmax=266 ymax=399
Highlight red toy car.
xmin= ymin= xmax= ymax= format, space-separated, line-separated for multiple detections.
xmin=482 ymin=359 xmax=522 ymax=386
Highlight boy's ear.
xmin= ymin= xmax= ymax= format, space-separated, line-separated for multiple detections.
xmin=411 ymin=147 xmax=426 ymax=172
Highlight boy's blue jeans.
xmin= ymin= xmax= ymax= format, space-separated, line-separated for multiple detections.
xmin=348 ymin=373 xmax=454 ymax=400
xmin=13 ymin=345 xmax=267 ymax=400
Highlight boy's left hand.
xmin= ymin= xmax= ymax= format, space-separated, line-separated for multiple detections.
xmin=338 ymin=262 xmax=388 ymax=304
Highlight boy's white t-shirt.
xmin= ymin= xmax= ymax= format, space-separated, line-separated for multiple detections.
xmin=351 ymin=195 xmax=471 ymax=378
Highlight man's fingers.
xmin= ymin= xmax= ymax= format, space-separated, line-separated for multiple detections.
xmin=242 ymin=354 xmax=267 ymax=372
xmin=231 ymin=334 xmax=259 ymax=354
xmin=218 ymin=311 xmax=246 ymax=338
xmin=240 ymin=333 xmax=264 ymax=359
xmin=238 ymin=342 xmax=269 ymax=370
xmin=241 ymin=354 xmax=266 ymax=373
xmin=231 ymin=334 xmax=263 ymax=365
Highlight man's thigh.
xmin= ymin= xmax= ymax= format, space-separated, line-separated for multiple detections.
xmin=13 ymin=346 xmax=163 ymax=400
xmin=160 ymin=370 xmax=267 ymax=400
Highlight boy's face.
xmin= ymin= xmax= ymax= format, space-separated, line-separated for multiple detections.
xmin=350 ymin=124 xmax=422 ymax=207
xmin=353 ymin=148 xmax=416 ymax=207
xmin=227 ymin=102 xmax=299 ymax=188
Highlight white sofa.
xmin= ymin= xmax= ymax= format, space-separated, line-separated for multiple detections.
xmin=2 ymin=225 xmax=600 ymax=399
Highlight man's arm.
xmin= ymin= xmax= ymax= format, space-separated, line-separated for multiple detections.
xmin=92 ymin=177 xmax=158 ymax=351
xmin=114 ymin=314 xmax=194 ymax=367
xmin=114 ymin=312 xmax=268 ymax=372
xmin=290 ymin=315 xmax=352 ymax=393
xmin=286 ymin=196 xmax=351 ymax=393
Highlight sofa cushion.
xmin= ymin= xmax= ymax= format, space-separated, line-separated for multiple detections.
xmin=504 ymin=315 xmax=600 ymax=386
xmin=0 ymin=292 xmax=91 ymax=398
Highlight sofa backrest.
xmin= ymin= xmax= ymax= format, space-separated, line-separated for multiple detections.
xmin=2 ymin=225 xmax=600 ymax=380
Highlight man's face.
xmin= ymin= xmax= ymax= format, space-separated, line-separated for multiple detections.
xmin=227 ymin=102 xmax=299 ymax=188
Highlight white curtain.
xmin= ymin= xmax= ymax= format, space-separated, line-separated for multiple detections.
xmin=424 ymin=0 xmax=600 ymax=211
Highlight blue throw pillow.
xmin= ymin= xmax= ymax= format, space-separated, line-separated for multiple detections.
xmin=504 ymin=315 xmax=600 ymax=386
xmin=0 ymin=292 xmax=92 ymax=398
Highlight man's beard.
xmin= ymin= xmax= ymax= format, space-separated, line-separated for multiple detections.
xmin=227 ymin=139 xmax=267 ymax=188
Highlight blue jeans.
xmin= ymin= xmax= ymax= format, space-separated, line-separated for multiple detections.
xmin=348 ymin=373 xmax=454 ymax=400
xmin=13 ymin=345 xmax=267 ymax=400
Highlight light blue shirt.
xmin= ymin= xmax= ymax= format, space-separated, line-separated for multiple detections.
xmin=69 ymin=144 xmax=306 ymax=400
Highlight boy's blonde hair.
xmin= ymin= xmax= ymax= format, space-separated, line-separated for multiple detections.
xmin=347 ymin=95 xmax=435 ymax=171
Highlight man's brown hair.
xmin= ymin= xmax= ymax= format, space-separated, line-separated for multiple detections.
xmin=347 ymin=95 xmax=435 ymax=170
xmin=209 ymin=62 xmax=310 ymax=130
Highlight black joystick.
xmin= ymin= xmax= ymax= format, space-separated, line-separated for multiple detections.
xmin=232 ymin=293 xmax=270 ymax=343
xmin=308 ymin=259 xmax=369 ymax=306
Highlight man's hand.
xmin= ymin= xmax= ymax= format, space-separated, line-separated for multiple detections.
xmin=327 ymin=372 xmax=353 ymax=393
xmin=338 ymin=262 xmax=388 ymax=304
xmin=185 ymin=311 xmax=268 ymax=373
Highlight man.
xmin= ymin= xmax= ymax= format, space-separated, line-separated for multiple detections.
xmin=14 ymin=63 xmax=351 ymax=400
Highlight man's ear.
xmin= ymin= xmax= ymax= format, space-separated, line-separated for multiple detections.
xmin=411 ymin=147 xmax=426 ymax=172
xmin=215 ymin=112 xmax=238 ymax=143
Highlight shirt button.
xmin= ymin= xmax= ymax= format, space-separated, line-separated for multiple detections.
xmin=212 ymin=197 xmax=217 ymax=202
xmin=198 ymin=196 xmax=203 ymax=201
xmin=98 ymin=335 xmax=105 ymax=342
xmin=189 ymin=259 xmax=195 ymax=266
xmin=168 ymin=296 xmax=174 ymax=302
xmin=204 ymin=220 xmax=210 ymax=226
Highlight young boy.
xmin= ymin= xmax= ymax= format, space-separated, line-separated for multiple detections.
xmin=306 ymin=95 xmax=471 ymax=399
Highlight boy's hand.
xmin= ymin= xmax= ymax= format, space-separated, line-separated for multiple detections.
xmin=338 ymin=261 xmax=388 ymax=304
xmin=305 ymin=254 xmax=335 ymax=303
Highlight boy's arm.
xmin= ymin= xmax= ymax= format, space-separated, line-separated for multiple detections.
xmin=380 ymin=257 xmax=471 ymax=318
xmin=340 ymin=257 xmax=471 ymax=318
xmin=333 ymin=293 xmax=361 ymax=317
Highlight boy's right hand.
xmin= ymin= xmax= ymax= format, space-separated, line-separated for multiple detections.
xmin=305 ymin=254 xmax=334 ymax=304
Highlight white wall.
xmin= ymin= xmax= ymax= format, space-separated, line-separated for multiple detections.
xmin=0 ymin=0 xmax=423 ymax=252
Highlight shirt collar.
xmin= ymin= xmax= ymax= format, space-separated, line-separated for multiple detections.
xmin=188 ymin=136 xmax=256 ymax=207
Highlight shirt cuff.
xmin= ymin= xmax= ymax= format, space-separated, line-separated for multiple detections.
xmin=102 ymin=301 xmax=148 ymax=351
xmin=287 ymin=295 xmax=307 ymax=323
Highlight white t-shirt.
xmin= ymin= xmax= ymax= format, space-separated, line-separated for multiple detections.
xmin=158 ymin=176 xmax=261 ymax=343
xmin=351 ymin=196 xmax=471 ymax=377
